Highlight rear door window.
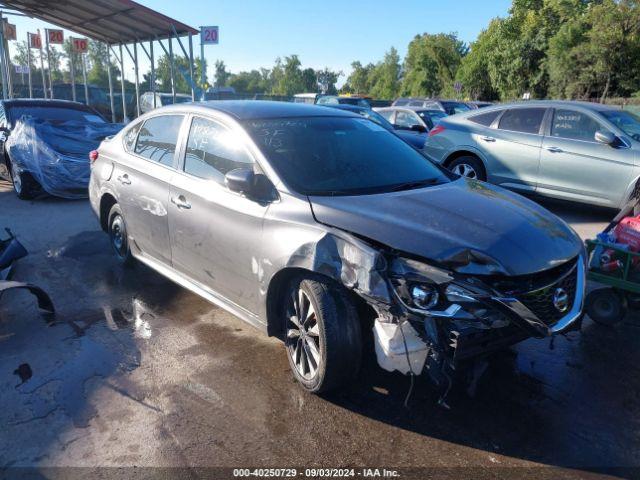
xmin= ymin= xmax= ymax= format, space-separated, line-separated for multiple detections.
xmin=551 ymin=109 xmax=604 ymax=142
xmin=184 ymin=117 xmax=254 ymax=184
xmin=135 ymin=114 xmax=184 ymax=167
xmin=469 ymin=110 xmax=501 ymax=127
xmin=394 ymin=111 xmax=420 ymax=129
xmin=498 ymin=108 xmax=546 ymax=135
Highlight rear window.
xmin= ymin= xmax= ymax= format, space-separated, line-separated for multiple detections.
xmin=441 ymin=102 xmax=471 ymax=115
xmin=135 ymin=115 xmax=184 ymax=167
xmin=469 ymin=110 xmax=501 ymax=127
xmin=9 ymin=106 xmax=106 ymax=124
xmin=498 ymin=108 xmax=546 ymax=134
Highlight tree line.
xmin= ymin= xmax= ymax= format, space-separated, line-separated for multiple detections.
xmin=11 ymin=0 xmax=639 ymax=102
xmin=341 ymin=0 xmax=640 ymax=101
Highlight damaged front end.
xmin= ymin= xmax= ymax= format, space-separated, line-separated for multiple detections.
xmin=373 ymin=251 xmax=585 ymax=387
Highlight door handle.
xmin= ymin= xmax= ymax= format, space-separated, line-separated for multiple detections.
xmin=171 ymin=195 xmax=191 ymax=209
xmin=480 ymin=136 xmax=496 ymax=142
xmin=117 ymin=174 xmax=131 ymax=185
xmin=546 ymin=146 xmax=563 ymax=153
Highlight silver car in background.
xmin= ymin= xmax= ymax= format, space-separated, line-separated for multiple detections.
xmin=424 ymin=100 xmax=640 ymax=209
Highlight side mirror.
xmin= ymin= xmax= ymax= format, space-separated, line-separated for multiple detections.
xmin=225 ymin=168 xmax=255 ymax=194
xmin=410 ymin=124 xmax=427 ymax=133
xmin=595 ymin=130 xmax=616 ymax=145
xmin=225 ymin=168 xmax=277 ymax=202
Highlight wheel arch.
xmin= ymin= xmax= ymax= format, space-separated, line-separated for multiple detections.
xmin=265 ymin=266 xmax=378 ymax=339
xmin=442 ymin=149 xmax=485 ymax=169
xmin=99 ymin=192 xmax=118 ymax=232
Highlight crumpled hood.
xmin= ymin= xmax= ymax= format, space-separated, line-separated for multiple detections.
xmin=309 ymin=178 xmax=583 ymax=276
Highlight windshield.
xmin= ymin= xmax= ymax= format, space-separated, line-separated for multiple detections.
xmin=354 ymin=109 xmax=393 ymax=130
xmin=244 ymin=116 xmax=449 ymax=196
xmin=9 ymin=106 xmax=105 ymax=124
xmin=599 ymin=110 xmax=640 ymax=141
xmin=442 ymin=102 xmax=471 ymax=114
xmin=418 ymin=110 xmax=447 ymax=122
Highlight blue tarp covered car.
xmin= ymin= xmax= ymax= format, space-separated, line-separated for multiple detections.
xmin=0 ymin=99 xmax=122 ymax=199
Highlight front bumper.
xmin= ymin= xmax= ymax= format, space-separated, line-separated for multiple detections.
xmin=376 ymin=255 xmax=586 ymax=377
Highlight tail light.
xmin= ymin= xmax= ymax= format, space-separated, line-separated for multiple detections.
xmin=89 ymin=150 xmax=99 ymax=163
xmin=428 ymin=125 xmax=446 ymax=137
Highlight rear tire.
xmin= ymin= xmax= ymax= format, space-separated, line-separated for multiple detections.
xmin=283 ymin=274 xmax=362 ymax=393
xmin=448 ymin=155 xmax=486 ymax=181
xmin=586 ymin=288 xmax=626 ymax=326
xmin=8 ymin=157 xmax=39 ymax=200
xmin=107 ymin=204 xmax=135 ymax=266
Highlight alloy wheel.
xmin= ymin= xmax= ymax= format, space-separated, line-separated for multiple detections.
xmin=452 ymin=163 xmax=478 ymax=179
xmin=285 ymin=287 xmax=321 ymax=380
xmin=110 ymin=214 xmax=127 ymax=258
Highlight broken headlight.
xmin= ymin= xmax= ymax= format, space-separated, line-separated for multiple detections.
xmin=389 ymin=257 xmax=509 ymax=327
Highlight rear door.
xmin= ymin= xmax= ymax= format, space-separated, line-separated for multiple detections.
xmin=168 ymin=115 xmax=269 ymax=314
xmin=481 ymin=107 xmax=547 ymax=191
xmin=113 ymin=114 xmax=184 ymax=265
xmin=538 ymin=108 xmax=635 ymax=207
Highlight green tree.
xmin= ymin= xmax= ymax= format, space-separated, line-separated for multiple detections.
xmin=401 ymin=33 xmax=468 ymax=97
xmin=456 ymin=21 xmax=501 ymax=100
xmin=315 ymin=67 xmax=341 ymax=94
xmin=154 ymin=54 xmax=207 ymax=94
xmin=270 ymin=55 xmax=306 ymax=96
xmin=214 ymin=60 xmax=230 ymax=87
xmin=341 ymin=61 xmax=374 ymax=94
xmin=368 ymin=47 xmax=402 ymax=100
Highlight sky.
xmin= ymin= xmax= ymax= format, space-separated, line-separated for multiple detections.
xmin=3 ymin=0 xmax=512 ymax=85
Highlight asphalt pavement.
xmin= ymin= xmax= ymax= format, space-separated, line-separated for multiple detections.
xmin=0 ymin=179 xmax=637 ymax=480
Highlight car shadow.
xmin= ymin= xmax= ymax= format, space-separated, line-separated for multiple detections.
xmin=321 ymin=314 xmax=640 ymax=475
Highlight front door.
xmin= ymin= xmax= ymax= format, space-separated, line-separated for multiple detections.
xmin=482 ymin=107 xmax=547 ymax=192
xmin=538 ymin=108 xmax=635 ymax=207
xmin=114 ymin=114 xmax=184 ymax=265
xmin=168 ymin=115 xmax=270 ymax=314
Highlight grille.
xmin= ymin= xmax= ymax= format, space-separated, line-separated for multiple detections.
xmin=516 ymin=266 xmax=578 ymax=324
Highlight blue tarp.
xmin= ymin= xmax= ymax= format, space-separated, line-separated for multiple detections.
xmin=7 ymin=118 xmax=122 ymax=199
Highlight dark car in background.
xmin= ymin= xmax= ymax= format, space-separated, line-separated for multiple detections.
xmin=316 ymin=95 xmax=371 ymax=108
xmin=0 ymin=99 xmax=121 ymax=199
xmin=375 ymin=106 xmax=447 ymax=134
xmin=323 ymin=104 xmax=428 ymax=149
xmin=140 ymin=92 xmax=192 ymax=114
xmin=392 ymin=97 xmax=471 ymax=115
xmin=90 ymin=101 xmax=585 ymax=393
xmin=50 ymin=83 xmax=113 ymax=119
xmin=466 ymin=101 xmax=493 ymax=109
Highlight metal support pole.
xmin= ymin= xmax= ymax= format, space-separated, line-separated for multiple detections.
xmin=119 ymin=44 xmax=127 ymax=122
xmin=150 ymin=41 xmax=156 ymax=109
xmin=45 ymin=30 xmax=53 ymax=98
xmin=0 ymin=14 xmax=7 ymax=100
xmin=69 ymin=51 xmax=76 ymax=102
xmin=81 ymin=53 xmax=88 ymax=105
xmin=27 ymin=44 xmax=32 ymax=98
xmin=133 ymin=42 xmax=140 ymax=117
xmin=168 ymin=37 xmax=175 ymax=103
xmin=188 ymin=33 xmax=195 ymax=101
xmin=3 ymin=38 xmax=11 ymax=99
xmin=38 ymin=31 xmax=47 ymax=99
xmin=200 ymin=37 xmax=205 ymax=100
xmin=106 ymin=43 xmax=115 ymax=123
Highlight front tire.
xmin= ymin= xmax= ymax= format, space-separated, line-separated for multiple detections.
xmin=108 ymin=204 xmax=135 ymax=266
xmin=448 ymin=155 xmax=486 ymax=181
xmin=8 ymin=157 xmax=39 ymax=200
xmin=284 ymin=274 xmax=362 ymax=393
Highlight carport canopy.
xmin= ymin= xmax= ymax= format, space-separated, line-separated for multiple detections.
xmin=0 ymin=0 xmax=198 ymax=43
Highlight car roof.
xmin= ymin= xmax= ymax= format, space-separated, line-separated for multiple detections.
xmin=377 ymin=106 xmax=445 ymax=113
xmin=473 ymin=100 xmax=622 ymax=112
xmin=159 ymin=100 xmax=359 ymax=120
xmin=2 ymin=98 xmax=93 ymax=109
